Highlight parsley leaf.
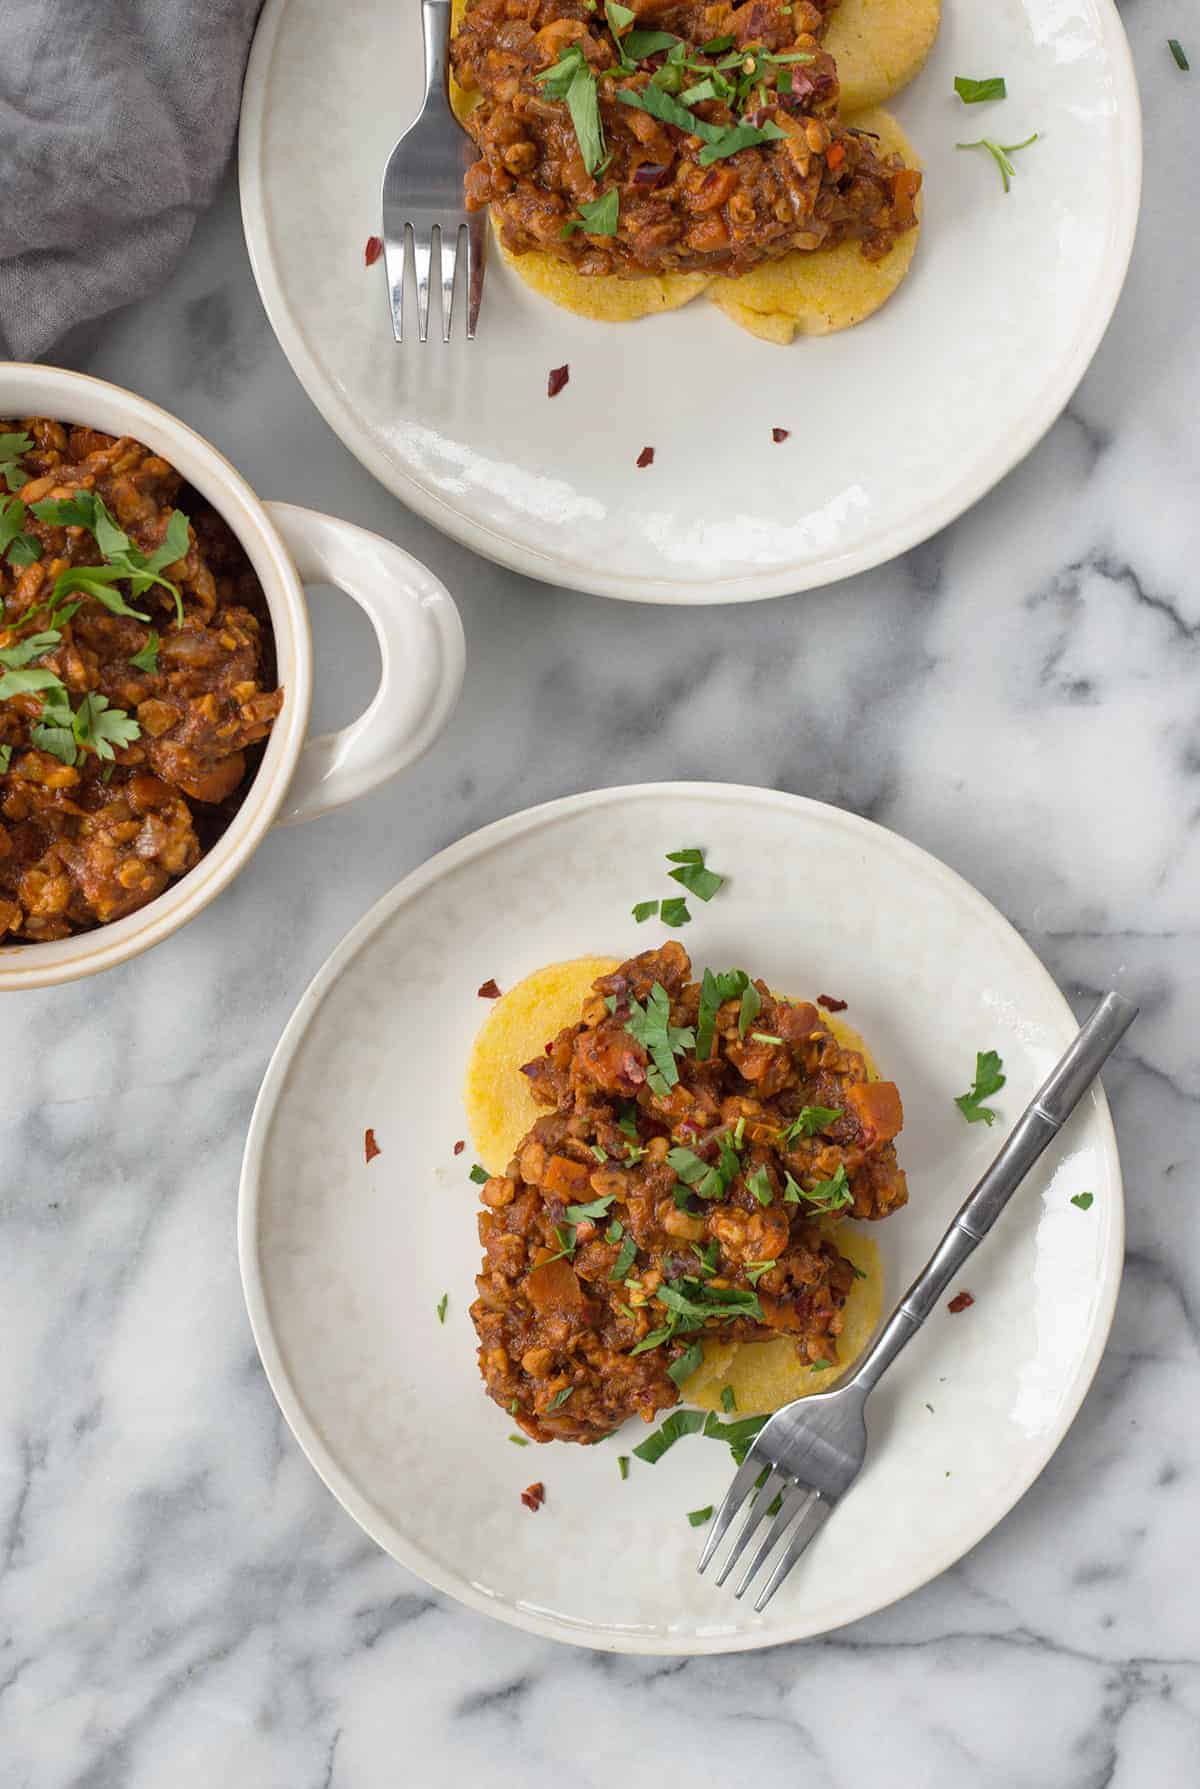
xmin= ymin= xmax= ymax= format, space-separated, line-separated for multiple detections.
xmin=562 ymin=187 xmax=620 ymax=237
xmin=666 ymin=845 xmax=723 ymax=902
xmin=747 ymin=1165 xmax=774 ymax=1206
xmin=687 ymin=1505 xmax=714 ymax=1527
xmin=697 ymin=119 xmax=786 ymax=165
xmin=545 ymin=1221 xmax=577 ymax=1262
xmin=129 ymin=630 xmax=160 ymax=674
xmin=720 ymin=1384 xmax=736 ymax=1413
xmin=750 ymin=1032 xmax=783 ymax=1046
xmin=618 ymin=1454 xmax=630 ymax=1479
xmin=632 ymin=899 xmax=659 ymax=922
xmin=564 ymin=1193 xmax=615 ymax=1223
xmin=701 ymin=32 xmax=734 ymax=51
xmin=436 ymin=1292 xmax=448 ymax=1323
xmin=810 ymin=1358 xmax=832 ymax=1373
xmin=0 ymin=666 xmax=62 ymax=700
xmin=606 ymin=0 xmax=635 ymax=66
xmin=955 ymin=1050 xmax=1006 ymax=1125
xmin=0 ymin=433 xmax=32 ymax=493
xmin=624 ymin=981 xmax=694 ymax=1095
xmin=0 ymin=629 xmax=61 ymax=672
xmin=0 ymin=744 xmax=10 ymax=774
xmin=617 ymin=81 xmax=723 ymax=142
xmin=695 ymin=966 xmax=749 ymax=1060
xmin=659 ymin=896 xmax=691 ymax=927
xmin=956 ymin=133 xmax=1039 ymax=193
xmin=780 ymin=1105 xmax=842 ymax=1143
xmin=1169 ymin=38 xmax=1189 ymax=70
xmin=604 ymin=1219 xmax=623 ymax=1243
xmin=469 ymin=1163 xmax=490 ymax=1184
xmin=1070 ymin=1191 xmax=1094 ymax=1211
xmin=547 ymin=1385 xmax=574 ymax=1410
xmin=625 ymin=27 xmax=680 ymax=57
xmin=745 ymin=1259 xmax=776 ymax=1285
xmin=632 ymin=1408 xmax=708 ymax=1463
xmin=509 ymin=1434 xmax=529 ymax=1446
xmin=536 ymin=46 xmax=607 ymax=175
xmin=954 ymin=74 xmax=1007 ymax=103
xmin=791 ymin=1162 xmax=853 ymax=1213
xmin=738 ymin=982 xmax=762 ymax=1038
xmin=609 ymin=1234 xmax=638 ymax=1280
xmin=658 ymin=1278 xmax=763 ymax=1326
xmin=667 ymin=1340 xmax=704 ymax=1385
xmin=71 ymin=691 xmax=140 ymax=761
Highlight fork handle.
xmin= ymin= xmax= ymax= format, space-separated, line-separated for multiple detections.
xmin=421 ymin=0 xmax=453 ymax=102
xmin=850 ymin=992 xmax=1138 ymax=1395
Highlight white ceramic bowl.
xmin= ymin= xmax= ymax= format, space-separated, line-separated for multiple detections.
xmin=0 ymin=363 xmax=465 ymax=990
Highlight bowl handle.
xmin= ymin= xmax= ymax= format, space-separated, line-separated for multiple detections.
xmin=263 ymin=502 xmax=465 ymax=827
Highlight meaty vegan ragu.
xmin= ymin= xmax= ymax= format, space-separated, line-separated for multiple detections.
xmin=471 ymin=942 xmax=907 ymax=1443
xmin=450 ymin=0 xmax=921 ymax=279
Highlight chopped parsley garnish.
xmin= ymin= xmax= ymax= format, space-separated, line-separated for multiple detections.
xmin=810 ymin=1358 xmax=832 ymax=1372
xmin=790 ymin=1162 xmax=853 ymax=1213
xmin=0 ymin=496 xmax=42 ymax=566
xmin=127 ymin=630 xmax=160 ymax=674
xmin=697 ymin=118 xmax=787 ymax=164
xmin=547 ymin=1385 xmax=574 ymax=1411
xmin=624 ymin=981 xmax=695 ymax=1095
xmin=618 ymin=1454 xmax=630 ymax=1480
xmin=956 ymin=132 xmax=1039 ymax=193
xmin=737 ymin=982 xmax=762 ymax=1038
xmin=0 ymin=433 xmax=32 ymax=493
xmin=605 ymin=1219 xmax=624 ymax=1243
xmin=954 ymin=74 xmax=1007 ymax=103
xmin=780 ymin=1105 xmax=842 ymax=1143
xmin=631 ymin=1408 xmax=707 ymax=1463
xmin=469 ymin=1163 xmax=490 ymax=1184
xmin=565 ymin=1193 xmax=615 ymax=1222
xmin=721 ymin=1384 xmax=736 ymax=1413
xmin=33 ymin=495 xmax=190 ymax=625
xmin=1070 ymin=1191 xmax=1094 ymax=1211
xmin=701 ymin=32 xmax=734 ymax=51
xmin=657 ymin=1278 xmax=763 ymax=1326
xmin=436 ymin=1292 xmax=448 ymax=1323
xmin=750 ymin=1033 xmax=783 ymax=1046
xmin=546 ymin=1222 xmax=577 ymax=1262
xmin=695 ymin=966 xmax=749 ymax=1060
xmin=535 ymin=45 xmax=606 ymax=175
xmin=659 ymin=896 xmax=691 ymax=928
xmin=687 ymin=1505 xmax=714 ymax=1526
xmin=632 ymin=899 xmax=659 ymax=922
xmin=590 ymin=1144 xmax=608 ymax=1163
xmin=609 ymin=1234 xmax=638 ymax=1280
xmin=746 ymin=1164 xmax=774 ymax=1206
xmin=667 ymin=1144 xmax=727 ymax=1202
xmin=0 ymin=745 xmax=11 ymax=774
xmin=69 ymin=691 xmax=140 ymax=762
xmin=1169 ymin=38 xmax=1189 ymax=70
xmin=955 ymin=1050 xmax=1006 ymax=1125
xmin=631 ymin=1324 xmax=674 ymax=1356
xmin=509 ymin=1434 xmax=529 ymax=1446
xmin=624 ymin=27 xmax=680 ymax=57
xmin=666 ymin=846 xmax=724 ymax=902
xmin=667 ymin=1340 xmax=704 ymax=1385
xmin=691 ymin=1238 xmax=720 ymax=1274
xmin=0 ymin=629 xmax=61 ymax=672
xmin=562 ymin=187 xmax=620 ymax=237
xmin=745 ymin=1259 xmax=776 ymax=1285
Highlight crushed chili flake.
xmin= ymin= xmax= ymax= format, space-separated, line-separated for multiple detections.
xmin=771 ymin=428 xmax=791 ymax=444
xmin=947 ymin=1290 xmax=975 ymax=1314
xmin=817 ymin=994 xmax=848 ymax=1012
xmin=478 ymin=978 xmax=502 ymax=999
xmin=365 ymin=1128 xmax=381 ymax=1163
xmin=453 ymin=1139 xmax=465 ymax=1156
xmin=544 ymin=1041 xmax=554 ymax=1054
xmin=547 ymin=364 xmax=569 ymax=398
xmin=364 ymin=235 xmax=383 ymax=267
xmin=520 ymin=1481 xmax=545 ymax=1511
xmin=636 ymin=446 xmax=655 ymax=468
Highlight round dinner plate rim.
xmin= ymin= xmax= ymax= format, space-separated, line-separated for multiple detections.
xmin=238 ymin=781 xmax=1124 ymax=1653
xmin=237 ymin=0 xmax=1142 ymax=605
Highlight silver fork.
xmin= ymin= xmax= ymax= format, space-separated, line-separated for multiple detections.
xmin=699 ymin=990 xmax=1139 ymax=1612
xmin=380 ymin=0 xmax=485 ymax=342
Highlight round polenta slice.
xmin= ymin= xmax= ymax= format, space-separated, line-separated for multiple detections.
xmin=824 ymin=0 xmax=942 ymax=114
xmin=709 ymin=108 xmax=921 ymax=344
xmin=496 ymin=229 xmax=712 ymax=323
xmin=464 ymin=956 xmax=619 ymax=1176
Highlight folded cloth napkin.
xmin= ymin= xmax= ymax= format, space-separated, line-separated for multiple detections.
xmin=0 ymin=0 xmax=262 ymax=363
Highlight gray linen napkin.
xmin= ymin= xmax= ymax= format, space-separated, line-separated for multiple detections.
xmin=0 ymin=0 xmax=262 ymax=363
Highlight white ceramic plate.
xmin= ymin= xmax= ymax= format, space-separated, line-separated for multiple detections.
xmin=239 ymin=0 xmax=1140 ymax=604
xmin=239 ymin=784 xmax=1123 ymax=1652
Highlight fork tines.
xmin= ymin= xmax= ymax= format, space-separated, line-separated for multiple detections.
xmin=384 ymin=216 xmax=485 ymax=344
xmin=698 ymin=1451 xmax=833 ymax=1611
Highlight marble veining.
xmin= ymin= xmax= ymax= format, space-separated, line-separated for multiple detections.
xmin=3 ymin=5 xmax=1199 ymax=1777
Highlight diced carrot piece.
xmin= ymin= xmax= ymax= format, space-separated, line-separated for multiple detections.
xmin=523 ymin=1255 xmax=588 ymax=1314
xmin=846 ymin=1080 xmax=904 ymax=1144
xmin=543 ymin=1154 xmax=592 ymax=1196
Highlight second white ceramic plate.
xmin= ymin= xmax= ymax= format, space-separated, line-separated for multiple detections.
xmin=240 ymin=0 xmax=1139 ymax=603
xmin=239 ymin=784 xmax=1123 ymax=1652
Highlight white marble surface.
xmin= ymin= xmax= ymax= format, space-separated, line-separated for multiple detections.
xmin=3 ymin=6 xmax=1199 ymax=1779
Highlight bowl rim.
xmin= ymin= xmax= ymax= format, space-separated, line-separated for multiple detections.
xmin=0 ymin=362 xmax=312 ymax=989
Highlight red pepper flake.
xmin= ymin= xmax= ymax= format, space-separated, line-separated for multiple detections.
xmin=453 ymin=1139 xmax=465 ymax=1156
xmin=772 ymin=427 xmax=791 ymax=444
xmin=520 ymin=1481 xmax=545 ymax=1512
xmin=636 ymin=446 xmax=655 ymax=468
xmin=817 ymin=994 xmax=848 ymax=1013
xmin=478 ymin=978 xmax=502 ymax=999
xmin=947 ymin=1290 xmax=975 ymax=1314
xmin=544 ymin=1041 xmax=554 ymax=1055
xmin=364 ymin=1128 xmax=381 ymax=1163
xmin=547 ymin=364 xmax=569 ymax=398
xmin=364 ymin=234 xmax=383 ymax=267
xmin=826 ymin=142 xmax=846 ymax=172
